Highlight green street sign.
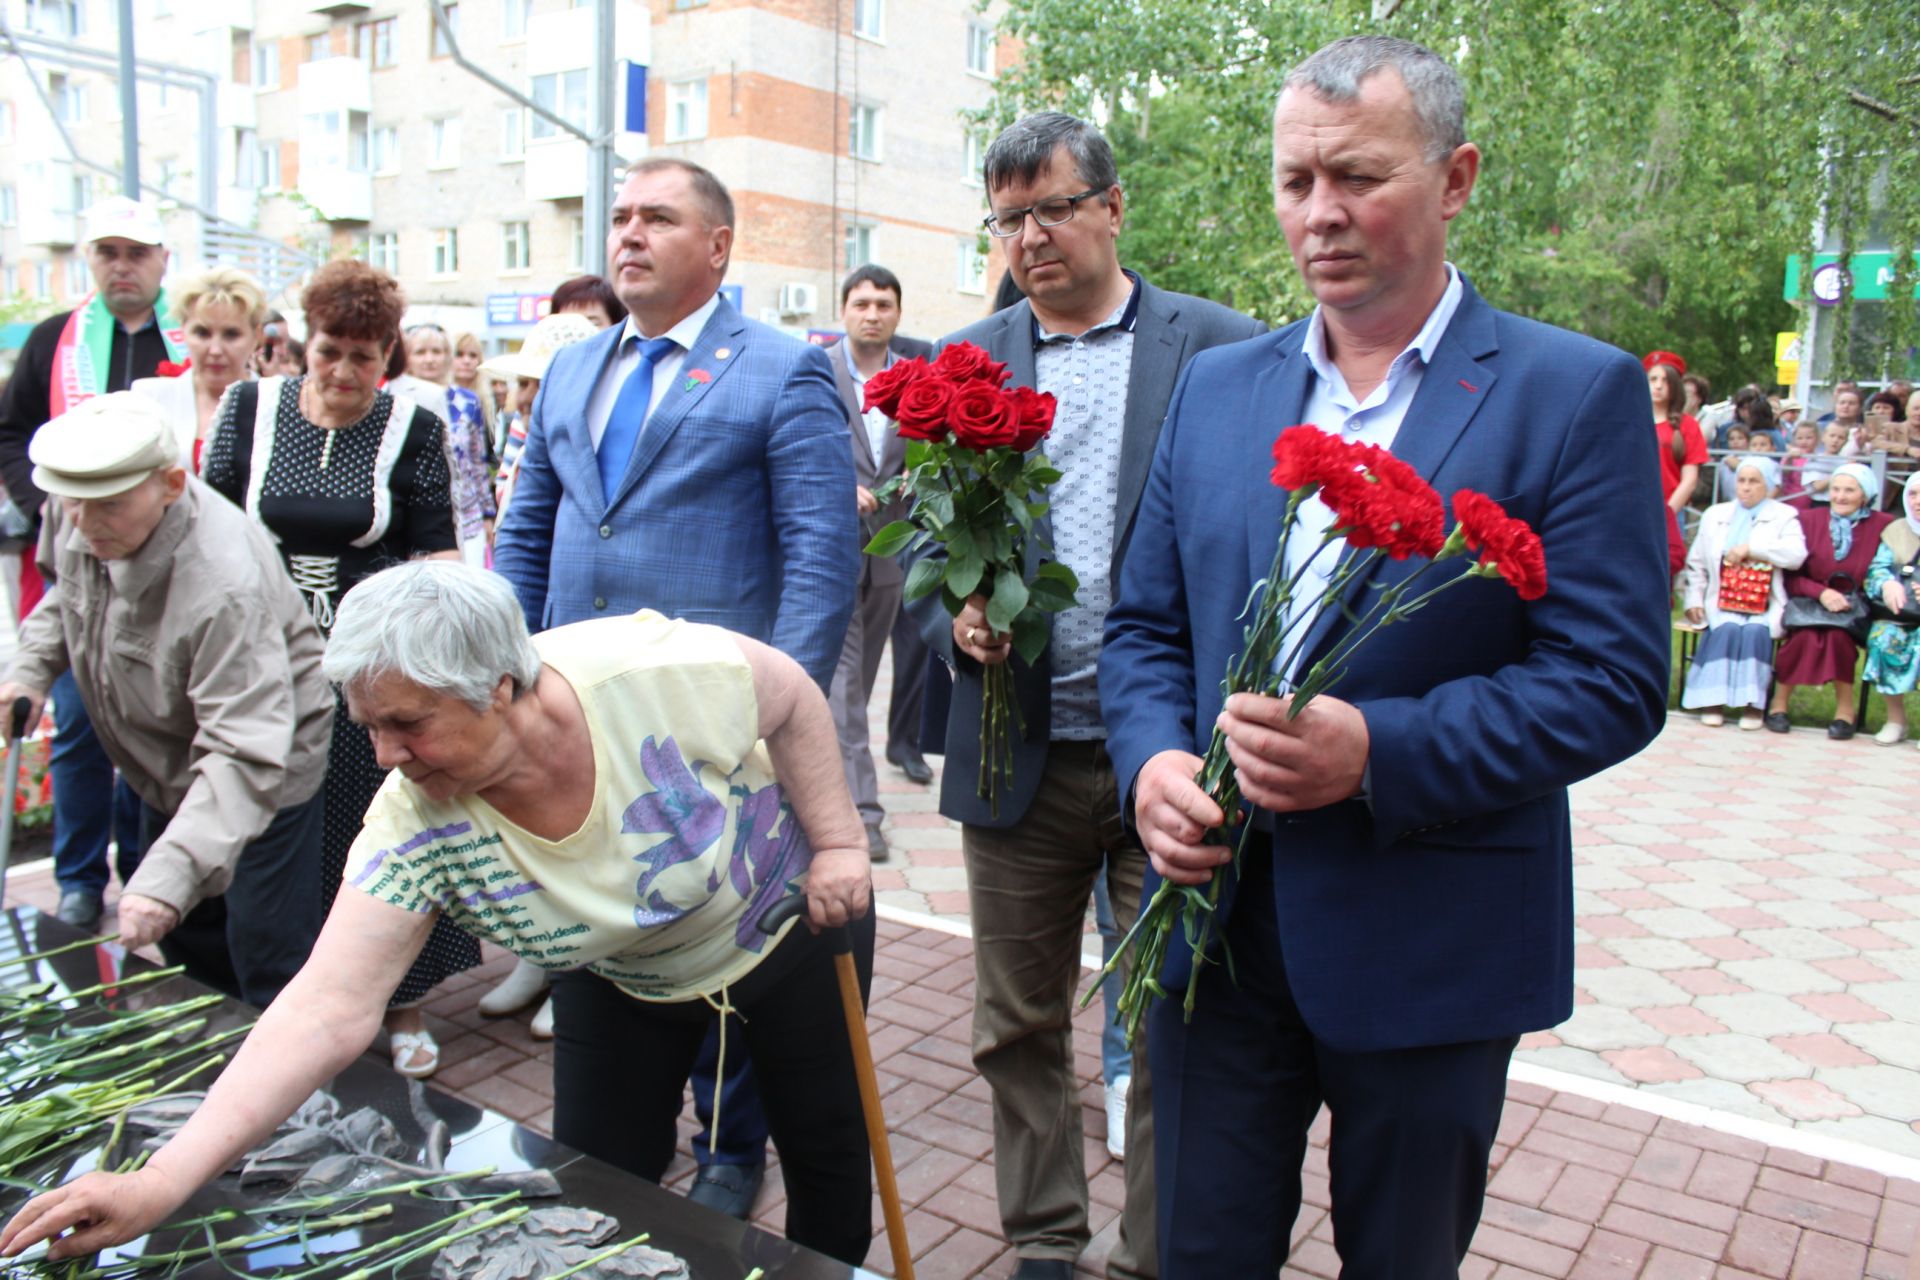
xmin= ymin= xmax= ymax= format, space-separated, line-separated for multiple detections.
xmin=1783 ymin=251 xmax=1920 ymax=303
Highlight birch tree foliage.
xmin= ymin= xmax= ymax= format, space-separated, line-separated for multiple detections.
xmin=977 ymin=0 xmax=1919 ymax=385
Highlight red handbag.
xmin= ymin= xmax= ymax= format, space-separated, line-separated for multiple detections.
xmin=1716 ymin=560 xmax=1773 ymax=614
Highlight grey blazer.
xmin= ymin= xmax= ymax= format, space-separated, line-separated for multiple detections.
xmin=828 ymin=339 xmax=912 ymax=589
xmin=906 ymin=276 xmax=1266 ymax=827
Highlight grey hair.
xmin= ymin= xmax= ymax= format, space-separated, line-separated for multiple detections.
xmin=982 ymin=112 xmax=1119 ymax=194
xmin=323 ymin=561 xmax=541 ymax=713
xmin=1281 ymin=36 xmax=1467 ymax=163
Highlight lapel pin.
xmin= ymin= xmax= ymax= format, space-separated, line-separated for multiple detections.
xmin=714 ymin=347 xmax=732 ymax=360
xmin=1459 ymin=379 xmax=1479 ymax=393
xmin=684 ymin=369 xmax=713 ymax=392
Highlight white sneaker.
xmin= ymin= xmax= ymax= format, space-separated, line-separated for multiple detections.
xmin=529 ymin=996 xmax=555 ymax=1040
xmin=1104 ymin=1077 xmax=1129 ymax=1162
xmin=1874 ymin=721 xmax=1907 ymax=746
xmin=478 ymin=959 xmax=550 ymax=1017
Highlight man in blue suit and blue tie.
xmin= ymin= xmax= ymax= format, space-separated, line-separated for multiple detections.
xmin=1099 ymin=37 xmax=1671 ymax=1278
xmin=492 ymin=158 xmax=862 ymax=1229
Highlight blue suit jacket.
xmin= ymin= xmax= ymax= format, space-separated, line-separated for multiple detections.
xmin=492 ymin=296 xmax=858 ymax=690
xmin=1099 ymin=278 xmax=1671 ymax=1053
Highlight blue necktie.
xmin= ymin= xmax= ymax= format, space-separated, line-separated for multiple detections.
xmin=597 ymin=335 xmax=679 ymax=499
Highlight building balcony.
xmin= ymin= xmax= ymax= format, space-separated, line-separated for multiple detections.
xmin=297 ymin=164 xmax=371 ymax=222
xmin=183 ymin=0 xmax=253 ymax=32
xmin=217 ymin=80 xmax=256 ymax=130
xmin=296 ymin=54 xmax=371 ymax=114
xmin=18 ymin=160 xmax=76 ymax=247
xmin=306 ymin=0 xmax=369 ymax=14
xmin=525 ymin=137 xmax=586 ymax=201
xmin=216 ymin=184 xmax=259 ymax=226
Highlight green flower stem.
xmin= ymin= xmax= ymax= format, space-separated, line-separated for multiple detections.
xmin=71 ymin=1208 xmax=398 ymax=1280
xmin=537 ymin=1231 xmax=651 ymax=1280
xmin=0 ymin=936 xmax=124 ymax=970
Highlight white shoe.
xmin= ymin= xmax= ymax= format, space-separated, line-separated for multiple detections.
xmin=1699 ymin=711 xmax=1725 ymax=728
xmin=1104 ymin=1077 xmax=1129 ymax=1162
xmin=478 ymin=959 xmax=550 ymax=1017
xmin=529 ymin=996 xmax=555 ymax=1040
xmin=1874 ymin=722 xmax=1907 ymax=746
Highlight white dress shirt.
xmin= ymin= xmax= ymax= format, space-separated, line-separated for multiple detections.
xmin=843 ymin=340 xmax=897 ymax=465
xmin=585 ymin=291 xmax=722 ymax=451
xmin=1279 ymin=264 xmax=1464 ymax=683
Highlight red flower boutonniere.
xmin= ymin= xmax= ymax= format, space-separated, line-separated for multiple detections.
xmin=683 ymin=369 xmax=712 ymax=392
xmin=155 ymin=359 xmax=191 ymax=378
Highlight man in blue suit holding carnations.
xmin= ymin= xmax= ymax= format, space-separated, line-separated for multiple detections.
xmin=492 ymin=158 xmax=860 ymax=1243
xmin=1099 ymin=37 xmax=1670 ymax=1279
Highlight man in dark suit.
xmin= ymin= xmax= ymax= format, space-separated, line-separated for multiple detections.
xmin=491 ymin=158 xmax=860 ymax=1227
xmin=908 ymin=113 xmax=1263 ymax=1280
xmin=1099 ymin=38 xmax=1670 ymax=1277
xmin=824 ymin=265 xmax=927 ymax=862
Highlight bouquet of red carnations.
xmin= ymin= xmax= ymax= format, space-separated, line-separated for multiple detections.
xmin=861 ymin=343 xmax=1079 ymax=817
xmin=1096 ymin=425 xmax=1549 ymax=1044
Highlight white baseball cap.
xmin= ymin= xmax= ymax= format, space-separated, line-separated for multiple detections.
xmin=480 ymin=312 xmax=602 ymax=382
xmin=82 ymin=196 xmax=168 ymax=247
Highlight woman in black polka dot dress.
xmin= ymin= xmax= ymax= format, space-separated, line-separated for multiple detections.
xmin=204 ymin=261 xmax=480 ymax=1077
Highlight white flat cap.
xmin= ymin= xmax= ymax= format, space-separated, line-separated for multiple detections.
xmin=480 ymin=312 xmax=602 ymax=383
xmin=31 ymin=392 xmax=182 ymax=499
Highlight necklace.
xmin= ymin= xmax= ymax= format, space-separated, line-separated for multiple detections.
xmin=301 ymin=378 xmax=365 ymax=470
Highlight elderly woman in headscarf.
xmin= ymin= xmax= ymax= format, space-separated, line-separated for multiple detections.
xmin=1767 ymin=462 xmax=1893 ymax=738
xmin=1862 ymin=472 xmax=1920 ymax=746
xmin=0 ymin=561 xmax=878 ymax=1267
xmin=1682 ymin=455 xmax=1808 ymax=729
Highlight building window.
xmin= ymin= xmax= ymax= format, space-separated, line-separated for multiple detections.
xmin=962 ymin=130 xmax=984 ymax=186
xmin=431 ymin=227 xmax=459 ymax=276
xmin=354 ymin=18 xmax=395 ymax=67
xmin=848 ymin=102 xmax=882 ymax=162
xmin=965 ymin=21 xmax=994 ymax=76
xmin=956 ymin=239 xmax=988 ymax=295
xmin=253 ymin=38 xmax=281 ymax=89
xmin=369 ymin=231 xmax=400 ymax=274
xmin=371 ymin=125 xmax=399 ymax=174
xmin=305 ymin=32 xmax=330 ymax=62
xmin=530 ymin=69 xmax=588 ymax=140
xmin=501 ymin=221 xmax=530 ymax=272
xmin=567 ymin=214 xmax=585 ymax=271
xmin=430 ymin=117 xmax=461 ymax=168
xmin=843 ymin=222 xmax=874 ymax=273
xmin=432 ymin=3 xmax=459 ymax=57
xmin=347 ymin=112 xmax=370 ymax=171
xmin=233 ymin=129 xmax=258 ymax=187
xmin=0 ymin=185 xmax=16 ymax=225
xmin=499 ymin=107 xmax=526 ymax=159
xmin=64 ymin=254 xmax=89 ymax=297
xmin=852 ymin=0 xmax=880 ymax=40
xmin=669 ymin=0 xmax=707 ymax=8
xmin=257 ymin=140 xmax=282 ymax=190
xmin=34 ymin=262 xmax=52 ymax=300
xmin=666 ymin=78 xmax=708 ymax=142
xmin=49 ymin=73 xmax=85 ymax=125
xmin=500 ymin=0 xmax=529 ymax=40
xmin=25 ymin=0 xmax=83 ymax=37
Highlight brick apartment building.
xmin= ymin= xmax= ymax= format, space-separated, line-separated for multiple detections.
xmin=0 ymin=0 xmax=1009 ymax=349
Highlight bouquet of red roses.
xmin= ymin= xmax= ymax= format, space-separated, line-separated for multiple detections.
xmin=1094 ymin=425 xmax=1549 ymax=1044
xmin=861 ymin=343 xmax=1079 ymax=816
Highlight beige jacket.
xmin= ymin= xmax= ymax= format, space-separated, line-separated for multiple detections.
xmin=7 ymin=480 xmax=332 ymax=916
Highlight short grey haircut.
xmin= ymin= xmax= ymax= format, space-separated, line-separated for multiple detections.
xmin=1281 ymin=36 xmax=1467 ymax=163
xmin=982 ymin=112 xmax=1119 ymax=194
xmin=323 ymin=561 xmax=542 ymax=713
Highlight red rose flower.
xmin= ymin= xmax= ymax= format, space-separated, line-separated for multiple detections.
xmin=893 ymin=375 xmax=956 ymax=442
xmin=932 ymin=342 xmax=1010 ymax=388
xmin=949 ymin=383 xmax=1020 ymax=449
xmin=863 ymin=355 xmax=928 ymax=418
xmin=1450 ymin=489 xmax=1549 ymax=600
xmin=1009 ymin=385 xmax=1056 ymax=452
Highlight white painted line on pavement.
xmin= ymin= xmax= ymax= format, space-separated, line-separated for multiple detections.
xmin=877 ymin=903 xmax=1920 ymax=1183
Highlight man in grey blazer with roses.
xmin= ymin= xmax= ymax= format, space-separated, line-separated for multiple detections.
xmin=904 ymin=112 xmax=1263 ymax=1280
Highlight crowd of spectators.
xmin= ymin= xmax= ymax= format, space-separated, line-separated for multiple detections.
xmin=1661 ymin=350 xmax=1920 ymax=745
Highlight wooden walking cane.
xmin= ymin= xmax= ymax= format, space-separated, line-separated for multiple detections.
xmin=760 ymin=895 xmax=914 ymax=1279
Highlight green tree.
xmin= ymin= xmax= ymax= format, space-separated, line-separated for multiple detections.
xmin=978 ymin=0 xmax=1918 ymax=389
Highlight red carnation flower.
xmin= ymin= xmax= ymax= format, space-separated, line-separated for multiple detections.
xmin=1274 ymin=428 xmax=1445 ymax=559
xmin=892 ymin=375 xmax=956 ymax=442
xmin=1451 ymin=489 xmax=1549 ymax=600
xmin=950 ymin=383 xmax=1020 ymax=449
xmin=155 ymin=359 xmax=192 ymax=378
xmin=863 ymin=355 xmax=928 ymax=418
xmin=1008 ymin=385 xmax=1056 ymax=452
xmin=931 ymin=341 xmax=1010 ymax=388
xmin=1270 ymin=425 xmax=1349 ymax=492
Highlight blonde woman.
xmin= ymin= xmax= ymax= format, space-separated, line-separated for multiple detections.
xmin=129 ymin=267 xmax=267 ymax=472
xmin=450 ymin=331 xmax=497 ymax=449
xmin=405 ymin=324 xmax=493 ymax=564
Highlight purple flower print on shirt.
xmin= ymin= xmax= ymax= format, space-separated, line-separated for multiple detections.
xmin=728 ymin=780 xmax=814 ymax=952
xmin=623 ymin=735 xmax=724 ymax=929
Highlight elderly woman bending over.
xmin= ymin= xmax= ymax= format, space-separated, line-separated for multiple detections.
xmin=0 ymin=561 xmax=877 ymax=1266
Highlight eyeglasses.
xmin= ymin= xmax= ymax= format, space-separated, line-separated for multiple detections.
xmin=982 ymin=187 xmax=1107 ymax=238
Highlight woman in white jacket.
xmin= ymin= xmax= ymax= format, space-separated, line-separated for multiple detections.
xmin=1681 ymin=456 xmax=1808 ymax=727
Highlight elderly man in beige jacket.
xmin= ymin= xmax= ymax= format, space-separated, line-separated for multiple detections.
xmin=0 ymin=392 xmax=332 ymax=1007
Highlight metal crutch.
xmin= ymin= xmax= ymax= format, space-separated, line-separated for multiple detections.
xmin=0 ymin=696 xmax=36 ymax=910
